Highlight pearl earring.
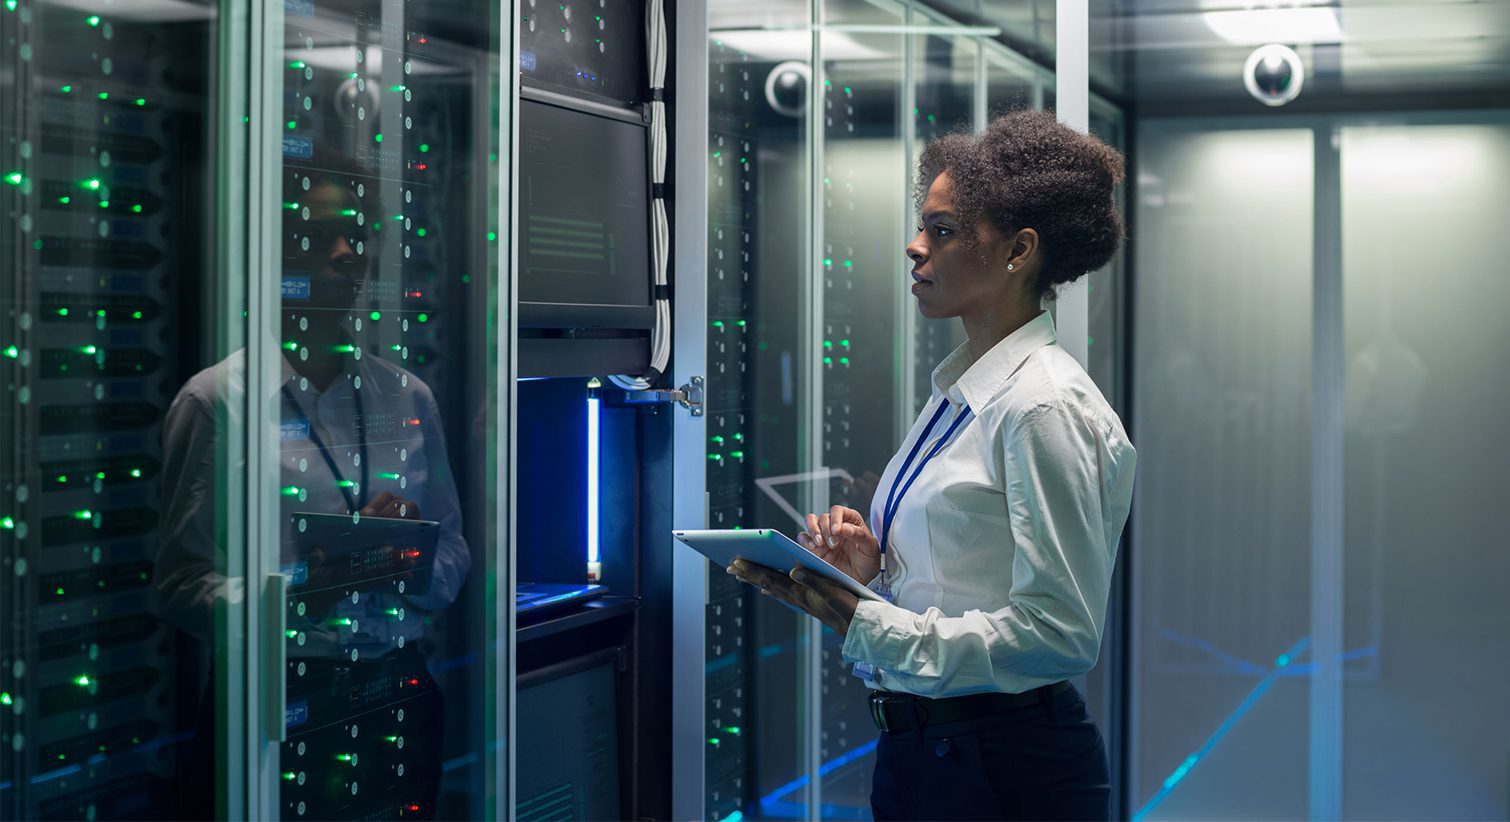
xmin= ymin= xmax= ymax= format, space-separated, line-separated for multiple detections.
xmin=1007 ymin=264 xmax=1015 ymax=271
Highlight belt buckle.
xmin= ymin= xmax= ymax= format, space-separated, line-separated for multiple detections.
xmin=868 ymin=693 xmax=891 ymax=733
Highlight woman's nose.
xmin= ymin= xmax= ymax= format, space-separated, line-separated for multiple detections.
xmin=906 ymin=235 xmax=927 ymax=265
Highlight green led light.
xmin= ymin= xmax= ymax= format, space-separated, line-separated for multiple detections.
xmin=927 ymin=114 xmax=936 ymax=123
xmin=374 ymin=133 xmax=383 ymax=143
xmin=823 ymin=340 xmax=832 ymax=349
xmin=285 ymin=629 xmax=298 ymax=638
xmin=823 ymin=356 xmax=833 ymax=365
xmin=332 ymin=617 xmax=352 ymax=626
xmin=736 ymin=320 xmax=747 ymax=327
xmin=4 ymin=1 xmax=16 ymax=11
xmin=415 ymin=228 xmax=426 ymax=237
xmin=1276 ymin=653 xmax=1292 ymax=667
xmin=724 ymin=726 xmax=741 ymax=735
xmin=280 ymin=485 xmax=301 ymax=496
xmin=710 ymin=435 xmax=725 ymax=444
xmin=392 ymin=213 xmax=405 ymax=221
xmin=335 ymin=754 xmax=353 ymax=762
xmin=4 ymin=171 xmax=22 ymax=186
xmin=390 ymin=344 xmax=403 ymax=351
xmin=0 ymin=692 xmax=11 ymax=705
xmin=390 ymin=84 xmax=405 ymax=92
xmin=130 ymin=469 xmax=142 ymax=478
xmin=282 ymin=772 xmax=297 ymax=781
xmin=822 ymin=257 xmax=832 ymax=266
xmin=60 ymin=84 xmax=71 ymax=93
xmin=385 ymin=736 xmax=399 ymax=742
xmin=369 ymin=311 xmax=381 ymax=320
xmin=711 ymin=320 xmax=724 ymax=328
xmin=335 ymin=479 xmax=355 ymax=488
xmin=286 ymin=120 xmax=297 ymax=130
xmin=707 ymin=454 xmax=721 ymax=461
xmin=729 ymin=451 xmax=744 ymax=459
xmin=135 ymin=98 xmax=146 ymax=106
xmin=843 ymin=260 xmax=853 ymax=268
xmin=416 ymin=313 xmax=429 ymax=323
xmin=732 ymin=432 xmax=745 ymax=442
xmin=131 ymin=204 xmax=142 ymax=213
xmin=486 ymin=231 xmax=497 ymax=242
xmin=282 ymin=341 xmax=298 ymax=351
xmin=331 ymin=343 xmax=356 ymax=353
xmin=839 ymin=357 xmax=850 ymax=364
xmin=74 ymin=674 xmax=91 ymax=687
xmin=708 ymin=738 xmax=720 ymax=745
xmin=840 ymin=339 xmax=850 ymax=346
xmin=824 ymin=80 xmax=831 ymax=87
xmin=284 ymin=201 xmax=300 ymax=210
xmin=385 ymin=608 xmax=400 ymax=615
xmin=73 ymin=510 xmax=93 ymax=520
xmin=87 ymin=14 xmax=100 ymax=25
xmin=57 ymin=308 xmax=69 ymax=316
xmin=95 ymin=471 xmax=105 ymax=480
xmin=98 ymin=200 xmax=109 ymax=208
xmin=98 ymin=92 xmax=109 ymax=100
xmin=57 ymin=474 xmax=69 ymax=483
xmin=3 ymin=346 xmax=17 ymax=358
xmin=131 ymin=310 xmax=143 ymax=319
xmin=378 ymin=471 xmax=400 ymax=480
xmin=59 ymin=196 xmax=70 ymax=204
xmin=419 ymin=143 xmax=429 ymax=153
xmin=339 ymin=208 xmax=357 ymax=216
xmin=56 ymin=587 xmax=66 ymax=595
xmin=843 ymin=86 xmax=852 ymax=94
xmin=83 ymin=178 xmax=101 ymax=190
xmin=349 ymin=72 xmax=359 ymax=79
xmin=80 ymin=344 xmax=97 ymax=354
xmin=712 ymin=151 xmax=721 ymax=158
xmin=289 ymin=60 xmax=306 ymax=69
xmin=0 ymin=517 xmax=14 ymax=529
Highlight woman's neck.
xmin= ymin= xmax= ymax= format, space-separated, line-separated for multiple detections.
xmin=961 ymin=299 xmax=1042 ymax=363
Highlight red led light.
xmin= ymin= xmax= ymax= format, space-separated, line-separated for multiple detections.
xmin=418 ymin=37 xmax=427 ymax=43
xmin=415 ymin=163 xmax=427 ymax=170
xmin=403 ymin=549 xmax=423 ymax=559
xmin=408 ymin=805 xmax=421 ymax=812
xmin=408 ymin=677 xmax=420 ymax=686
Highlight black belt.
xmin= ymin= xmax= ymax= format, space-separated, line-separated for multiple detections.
xmin=868 ymin=681 xmax=1072 ymax=733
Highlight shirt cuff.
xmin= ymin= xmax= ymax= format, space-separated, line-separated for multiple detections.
xmin=842 ymin=598 xmax=904 ymax=670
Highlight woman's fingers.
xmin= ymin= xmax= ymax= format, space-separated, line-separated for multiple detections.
xmin=805 ymin=512 xmax=823 ymax=547
xmin=830 ymin=505 xmax=849 ymax=541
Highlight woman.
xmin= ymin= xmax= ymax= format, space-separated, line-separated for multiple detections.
xmin=728 ymin=109 xmax=1136 ymax=820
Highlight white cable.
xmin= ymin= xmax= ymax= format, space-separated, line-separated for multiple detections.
xmin=612 ymin=0 xmax=671 ymax=390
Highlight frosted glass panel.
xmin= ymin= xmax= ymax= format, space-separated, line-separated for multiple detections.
xmin=1340 ymin=121 xmax=1510 ymax=820
xmin=1131 ymin=126 xmax=1314 ymax=820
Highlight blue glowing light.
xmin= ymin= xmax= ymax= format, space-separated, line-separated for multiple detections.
xmin=586 ymin=382 xmax=600 ymax=573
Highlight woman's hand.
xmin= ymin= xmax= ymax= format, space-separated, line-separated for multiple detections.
xmin=797 ymin=505 xmax=880 ymax=585
xmin=726 ymin=560 xmax=859 ymax=636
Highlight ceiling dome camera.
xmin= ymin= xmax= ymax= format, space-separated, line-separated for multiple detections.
xmin=764 ymin=61 xmax=810 ymax=118
xmin=1244 ymin=43 xmax=1305 ymax=106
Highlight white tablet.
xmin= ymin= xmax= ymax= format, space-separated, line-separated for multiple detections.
xmin=672 ymin=528 xmax=886 ymax=605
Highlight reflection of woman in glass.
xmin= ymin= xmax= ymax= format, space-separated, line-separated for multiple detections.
xmin=729 ymin=110 xmax=1135 ymax=820
xmin=152 ymin=150 xmax=468 ymax=818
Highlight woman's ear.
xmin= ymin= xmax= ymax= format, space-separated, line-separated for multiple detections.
xmin=1007 ymin=228 xmax=1040 ymax=273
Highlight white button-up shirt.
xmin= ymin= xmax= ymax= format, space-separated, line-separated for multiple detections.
xmin=841 ymin=311 xmax=1136 ymax=697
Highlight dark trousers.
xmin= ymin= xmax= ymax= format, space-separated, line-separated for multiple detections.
xmin=870 ymin=683 xmax=1110 ymax=821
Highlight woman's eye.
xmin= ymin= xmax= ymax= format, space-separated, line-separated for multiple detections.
xmin=934 ymin=226 xmax=953 ymax=237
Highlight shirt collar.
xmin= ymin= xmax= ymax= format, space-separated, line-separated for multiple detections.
xmin=931 ymin=310 xmax=1057 ymax=410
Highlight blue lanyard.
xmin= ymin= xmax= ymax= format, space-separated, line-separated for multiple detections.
xmin=281 ymin=381 xmax=369 ymax=513
xmin=879 ymin=400 xmax=973 ymax=558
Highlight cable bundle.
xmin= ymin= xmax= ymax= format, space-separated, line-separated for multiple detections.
xmin=610 ymin=0 xmax=670 ymax=391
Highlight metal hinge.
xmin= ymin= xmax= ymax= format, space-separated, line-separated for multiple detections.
xmin=614 ymin=375 xmax=704 ymax=416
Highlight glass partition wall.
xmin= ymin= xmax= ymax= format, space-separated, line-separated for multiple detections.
xmin=2 ymin=0 xmax=508 ymax=818
xmin=699 ymin=3 xmax=1114 ymax=819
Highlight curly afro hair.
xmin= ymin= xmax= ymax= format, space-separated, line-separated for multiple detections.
xmin=916 ymin=109 xmax=1125 ymax=300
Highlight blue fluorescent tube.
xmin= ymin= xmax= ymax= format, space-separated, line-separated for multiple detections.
xmin=586 ymin=378 xmax=601 ymax=581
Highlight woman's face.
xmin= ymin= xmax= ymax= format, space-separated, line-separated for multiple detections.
xmin=905 ymin=172 xmax=1014 ymax=320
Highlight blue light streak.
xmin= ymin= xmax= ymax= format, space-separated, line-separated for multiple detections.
xmin=759 ymin=739 xmax=880 ymax=810
xmin=1132 ymin=636 xmax=1312 ymax=822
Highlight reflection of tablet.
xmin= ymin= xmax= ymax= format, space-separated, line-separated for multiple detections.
xmin=286 ymin=512 xmax=440 ymax=594
xmin=672 ymin=529 xmax=885 ymax=606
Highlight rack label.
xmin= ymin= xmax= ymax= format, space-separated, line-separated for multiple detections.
xmin=281 ymin=275 xmax=310 ymax=300
xmin=286 ymin=700 xmax=309 ymax=729
xmin=285 ymin=0 xmax=313 ymax=17
xmin=282 ymin=135 xmax=313 ymax=159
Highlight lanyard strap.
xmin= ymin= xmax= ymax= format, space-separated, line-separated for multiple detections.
xmin=282 ymin=382 xmax=369 ymax=513
xmin=879 ymin=400 xmax=973 ymax=558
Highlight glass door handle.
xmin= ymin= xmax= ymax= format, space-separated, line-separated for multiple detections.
xmin=267 ymin=572 xmax=288 ymax=743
